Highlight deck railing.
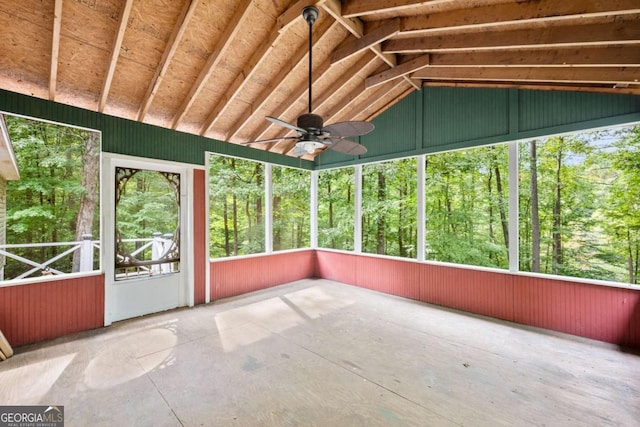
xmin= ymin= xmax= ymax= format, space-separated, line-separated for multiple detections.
xmin=0 ymin=232 xmax=175 ymax=281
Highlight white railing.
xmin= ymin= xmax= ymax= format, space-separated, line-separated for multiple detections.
xmin=0 ymin=232 xmax=175 ymax=281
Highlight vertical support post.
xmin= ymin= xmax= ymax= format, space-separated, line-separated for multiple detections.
xmin=162 ymin=233 xmax=174 ymax=273
xmin=79 ymin=233 xmax=94 ymax=272
xmin=508 ymin=141 xmax=519 ymax=272
xmin=417 ymin=155 xmax=426 ymax=261
xmin=265 ymin=163 xmax=273 ymax=253
xmin=310 ymin=170 xmax=318 ymax=248
xmin=152 ymin=232 xmax=163 ymax=273
xmin=354 ymin=165 xmax=362 ymax=253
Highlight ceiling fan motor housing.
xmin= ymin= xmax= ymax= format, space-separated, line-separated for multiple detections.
xmin=297 ymin=113 xmax=324 ymax=133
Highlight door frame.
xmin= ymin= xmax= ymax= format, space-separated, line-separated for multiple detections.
xmin=102 ymin=153 xmax=194 ymax=325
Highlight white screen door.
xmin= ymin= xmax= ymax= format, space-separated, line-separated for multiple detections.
xmin=103 ymin=155 xmax=191 ymax=324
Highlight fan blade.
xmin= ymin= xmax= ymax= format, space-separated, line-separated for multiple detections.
xmin=323 ymin=121 xmax=374 ymax=138
xmin=266 ymin=116 xmax=306 ymax=133
xmin=239 ymin=136 xmax=298 ymax=145
xmin=328 ymin=138 xmax=367 ymax=155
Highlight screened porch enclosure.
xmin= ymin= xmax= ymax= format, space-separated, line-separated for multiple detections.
xmin=0 ymin=86 xmax=639 ymax=350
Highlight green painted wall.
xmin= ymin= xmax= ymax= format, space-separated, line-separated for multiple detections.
xmin=318 ymin=87 xmax=640 ymax=169
xmin=2 ymin=87 xmax=639 ymax=171
xmin=0 ymin=89 xmax=314 ymax=170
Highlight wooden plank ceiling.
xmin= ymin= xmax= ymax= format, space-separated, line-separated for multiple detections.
xmin=0 ymin=0 xmax=638 ymax=159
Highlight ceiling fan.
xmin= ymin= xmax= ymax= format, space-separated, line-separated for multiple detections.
xmin=240 ymin=5 xmax=374 ymax=157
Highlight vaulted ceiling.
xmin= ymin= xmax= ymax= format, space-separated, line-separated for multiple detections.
xmin=1 ymin=0 xmax=638 ymax=158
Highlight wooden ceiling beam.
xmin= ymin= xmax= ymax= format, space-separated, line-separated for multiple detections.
xmin=226 ymin=18 xmax=338 ymax=141
xmin=332 ymin=18 xmax=400 ymax=64
xmin=201 ymin=23 xmax=281 ymax=136
xmin=314 ymin=51 xmax=379 ymax=114
xmin=342 ymin=0 xmax=459 ymax=18
xmin=366 ymin=54 xmax=430 ymax=88
xmin=399 ymin=0 xmax=640 ymax=35
xmin=277 ymin=0 xmax=327 ymax=33
xmin=98 ymin=0 xmax=134 ymax=112
xmin=322 ymin=0 xmax=394 ymax=67
xmin=411 ymin=66 xmax=640 ymax=85
xmin=200 ymin=0 xmax=322 ymax=136
xmin=383 ymin=17 xmax=640 ymax=53
xmin=428 ymin=46 xmax=640 ymax=67
xmin=171 ymin=0 xmax=253 ymax=129
xmin=421 ymin=81 xmax=640 ymax=96
xmin=322 ymin=0 xmax=420 ymax=92
xmin=138 ymin=0 xmax=198 ymax=122
xmin=49 ymin=0 xmax=63 ymax=101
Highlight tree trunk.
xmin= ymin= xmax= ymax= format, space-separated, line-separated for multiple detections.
xmin=72 ymin=132 xmax=100 ymax=272
xmin=488 ymin=168 xmax=495 ymax=255
xmin=231 ymin=159 xmax=238 ymax=256
xmin=376 ymin=171 xmax=385 ymax=254
xmin=552 ymin=139 xmax=563 ymax=274
xmin=273 ymin=195 xmax=281 ymax=251
xmin=255 ymin=163 xmax=262 ymax=225
xmin=223 ymin=197 xmax=230 ymax=256
xmin=530 ymin=141 xmax=541 ymax=272
xmin=328 ymin=180 xmax=335 ymax=247
xmin=494 ymin=162 xmax=509 ymax=252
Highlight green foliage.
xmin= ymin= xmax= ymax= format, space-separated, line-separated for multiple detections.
xmin=318 ymin=168 xmax=354 ymax=250
xmin=424 ymin=146 xmax=509 ymax=268
xmin=272 ymin=165 xmax=310 ymax=251
xmin=362 ymin=158 xmax=417 ymax=257
xmin=209 ymin=156 xmax=265 ymax=257
xmin=116 ymin=171 xmax=179 ymax=239
xmin=4 ymin=116 xmax=100 ymax=278
xmin=519 ymin=127 xmax=640 ymax=283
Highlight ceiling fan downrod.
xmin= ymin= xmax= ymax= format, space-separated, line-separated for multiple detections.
xmin=302 ymin=6 xmax=318 ymax=115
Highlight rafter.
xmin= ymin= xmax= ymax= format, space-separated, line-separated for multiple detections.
xmin=421 ymin=81 xmax=640 ymax=96
xmin=322 ymin=0 xmax=393 ymax=67
xmin=171 ymin=0 xmax=253 ymax=129
xmin=332 ymin=18 xmax=400 ymax=64
xmin=383 ymin=17 xmax=640 ymax=53
xmin=225 ymin=18 xmax=338 ymax=141
xmin=428 ymin=46 xmax=640 ymax=67
xmin=98 ymin=0 xmax=134 ymax=112
xmin=411 ymin=66 xmax=640 ymax=85
xmin=277 ymin=0 xmax=327 ymax=33
xmin=49 ymin=0 xmax=63 ymax=101
xmin=200 ymin=0 xmax=312 ymax=136
xmin=322 ymin=0 xmax=420 ymax=91
xmin=399 ymin=0 xmax=640 ymax=35
xmin=137 ymin=0 xmax=199 ymax=122
xmin=366 ymin=54 xmax=430 ymax=88
xmin=342 ymin=0 xmax=460 ymax=18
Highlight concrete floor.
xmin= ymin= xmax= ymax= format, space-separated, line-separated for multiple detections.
xmin=0 ymin=279 xmax=638 ymax=426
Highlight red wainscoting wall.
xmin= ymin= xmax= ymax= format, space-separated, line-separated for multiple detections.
xmin=2 ymin=250 xmax=638 ymax=349
xmin=210 ymin=250 xmax=316 ymax=300
xmin=0 ymin=274 xmax=104 ymax=347
xmin=315 ymin=250 xmax=640 ymax=348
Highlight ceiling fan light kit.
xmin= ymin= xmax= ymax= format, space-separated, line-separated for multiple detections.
xmin=241 ymin=5 xmax=373 ymax=158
